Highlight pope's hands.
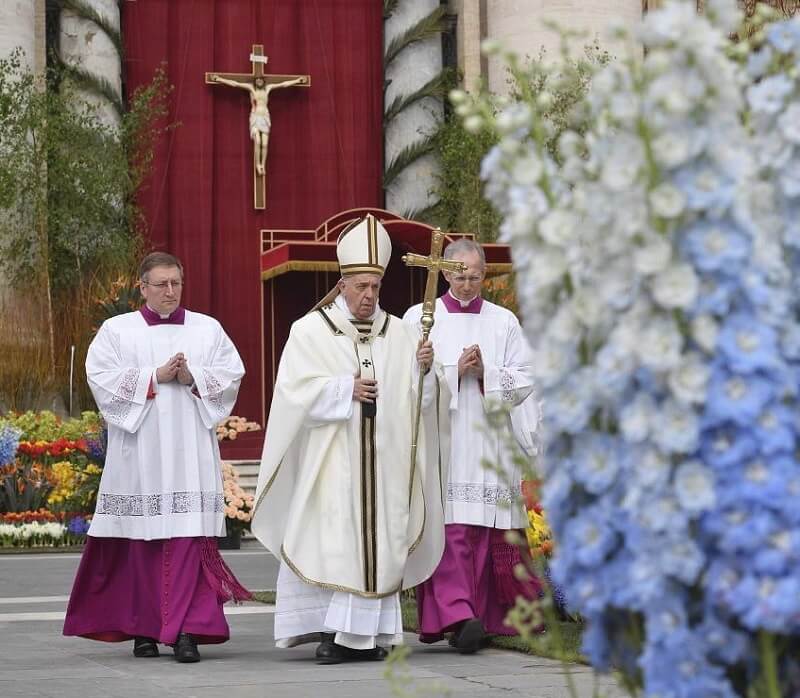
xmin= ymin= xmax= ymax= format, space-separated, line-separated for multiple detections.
xmin=353 ymin=376 xmax=378 ymax=403
xmin=417 ymin=340 xmax=434 ymax=373
xmin=458 ymin=344 xmax=483 ymax=378
xmin=156 ymin=353 xmax=193 ymax=385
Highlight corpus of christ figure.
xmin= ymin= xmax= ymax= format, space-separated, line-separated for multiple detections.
xmin=206 ymin=45 xmax=310 ymax=209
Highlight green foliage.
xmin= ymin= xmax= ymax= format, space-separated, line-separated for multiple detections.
xmin=426 ymin=111 xmax=501 ymax=240
xmin=427 ymin=44 xmax=608 ymax=240
xmin=0 ymin=51 xmax=170 ymax=294
xmin=384 ymin=68 xmax=455 ymax=125
xmin=2 ymin=410 xmax=101 ymax=441
xmin=383 ymin=132 xmax=436 ymax=189
xmin=58 ymin=0 xmax=124 ymax=59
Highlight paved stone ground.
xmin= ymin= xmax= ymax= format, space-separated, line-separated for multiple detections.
xmin=0 ymin=543 xmax=625 ymax=698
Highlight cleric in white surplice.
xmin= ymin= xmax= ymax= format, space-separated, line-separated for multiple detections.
xmin=63 ymin=252 xmax=250 ymax=664
xmin=251 ymin=214 xmax=450 ymax=664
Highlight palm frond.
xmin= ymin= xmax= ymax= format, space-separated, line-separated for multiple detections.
xmin=384 ymin=68 xmax=455 ymax=125
xmin=58 ymin=0 xmax=123 ymax=59
xmin=383 ymin=0 xmax=401 ymax=19
xmin=383 ymin=134 xmax=436 ymax=189
xmin=400 ymin=201 xmax=440 ymax=223
xmin=59 ymin=60 xmax=124 ymax=115
xmin=385 ymin=6 xmax=447 ymax=67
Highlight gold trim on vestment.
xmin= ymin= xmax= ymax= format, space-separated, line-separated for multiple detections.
xmin=361 ymin=409 xmax=378 ymax=593
xmin=280 ymin=546 xmax=402 ymax=599
xmin=378 ymin=314 xmax=391 ymax=337
xmin=261 ymin=261 xmax=339 ymax=281
xmin=252 ymin=458 xmax=283 ymax=517
xmin=339 ymin=263 xmax=385 ymax=276
xmin=368 ymin=215 xmax=378 ymax=266
xmin=316 ymin=307 xmax=344 ymax=336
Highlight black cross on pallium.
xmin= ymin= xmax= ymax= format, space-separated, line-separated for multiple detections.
xmin=359 ymin=336 xmax=370 ymax=344
xmin=361 ymin=358 xmax=372 ymax=368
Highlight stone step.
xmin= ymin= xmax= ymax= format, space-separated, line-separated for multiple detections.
xmin=225 ymin=460 xmax=259 ymax=495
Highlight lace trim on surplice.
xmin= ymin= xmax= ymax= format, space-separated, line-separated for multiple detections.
xmin=96 ymin=491 xmax=224 ymax=517
xmin=447 ymin=481 xmax=520 ymax=506
xmin=202 ymin=370 xmax=227 ymax=417
xmin=105 ymin=368 xmax=141 ymax=426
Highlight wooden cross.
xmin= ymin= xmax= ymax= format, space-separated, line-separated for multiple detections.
xmin=205 ymin=44 xmax=310 ymax=210
xmin=403 ymin=228 xmax=466 ymax=489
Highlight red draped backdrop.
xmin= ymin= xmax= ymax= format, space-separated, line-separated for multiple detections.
xmin=122 ymin=1 xmax=384 ymax=426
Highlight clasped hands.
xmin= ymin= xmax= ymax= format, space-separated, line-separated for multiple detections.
xmin=156 ymin=353 xmax=193 ymax=386
xmin=352 ymin=340 xmax=434 ymax=403
xmin=458 ymin=344 xmax=483 ymax=379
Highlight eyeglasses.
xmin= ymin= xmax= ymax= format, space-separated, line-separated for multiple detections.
xmin=451 ymin=275 xmax=483 ymax=284
xmin=142 ymin=280 xmax=183 ymax=291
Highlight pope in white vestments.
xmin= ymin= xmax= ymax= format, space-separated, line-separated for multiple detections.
xmin=251 ymin=214 xmax=450 ymax=664
xmin=403 ymin=239 xmax=542 ymax=654
xmin=64 ymin=252 xmax=250 ymax=664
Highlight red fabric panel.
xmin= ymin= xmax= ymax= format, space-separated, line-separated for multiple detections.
xmin=122 ymin=1 xmax=384 ymax=426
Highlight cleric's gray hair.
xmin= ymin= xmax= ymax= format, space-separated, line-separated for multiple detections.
xmin=443 ymin=238 xmax=486 ymax=268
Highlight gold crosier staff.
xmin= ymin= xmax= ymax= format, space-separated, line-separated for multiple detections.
xmin=403 ymin=229 xmax=467 ymax=493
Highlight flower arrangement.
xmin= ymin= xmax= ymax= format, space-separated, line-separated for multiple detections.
xmin=0 ymin=511 xmax=91 ymax=547
xmin=455 ymin=1 xmax=800 ymax=695
xmin=216 ymin=415 xmax=261 ymax=441
xmin=221 ymin=461 xmax=254 ymax=534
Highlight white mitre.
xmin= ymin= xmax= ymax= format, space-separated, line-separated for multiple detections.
xmin=337 ymin=213 xmax=392 ymax=276
xmin=313 ymin=213 xmax=392 ymax=308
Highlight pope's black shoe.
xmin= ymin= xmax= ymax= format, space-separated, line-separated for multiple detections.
xmin=173 ymin=633 xmax=201 ymax=663
xmin=453 ymin=618 xmax=484 ymax=654
xmin=133 ymin=636 xmax=159 ymax=658
xmin=316 ymin=636 xmax=389 ymax=664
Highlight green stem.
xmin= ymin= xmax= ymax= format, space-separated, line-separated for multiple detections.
xmin=758 ymin=631 xmax=781 ymax=698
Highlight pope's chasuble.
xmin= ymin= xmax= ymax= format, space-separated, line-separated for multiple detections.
xmin=252 ymin=299 xmax=450 ymax=598
xmin=403 ymin=295 xmax=540 ymax=530
xmin=86 ymin=308 xmax=244 ymax=540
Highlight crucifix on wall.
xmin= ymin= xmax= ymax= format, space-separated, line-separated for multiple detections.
xmin=205 ymin=44 xmax=311 ymax=210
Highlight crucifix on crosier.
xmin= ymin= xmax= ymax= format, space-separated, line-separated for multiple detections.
xmin=403 ymin=229 xmax=466 ymax=490
xmin=205 ymin=44 xmax=310 ymax=209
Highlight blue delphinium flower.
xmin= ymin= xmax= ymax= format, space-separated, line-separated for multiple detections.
xmin=766 ymin=20 xmax=800 ymax=54
xmin=746 ymin=74 xmax=793 ymax=114
xmin=700 ymin=425 xmax=758 ymax=469
xmin=67 ymin=516 xmax=91 ymax=536
xmin=0 ymin=424 xmax=20 ymax=467
xmin=717 ymin=314 xmax=779 ymax=374
xmin=571 ymin=432 xmax=621 ymax=494
xmin=683 ymin=220 xmax=750 ymax=273
xmin=704 ymin=369 xmax=774 ymax=426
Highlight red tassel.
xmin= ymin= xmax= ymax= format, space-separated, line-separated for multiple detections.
xmin=200 ymin=538 xmax=253 ymax=604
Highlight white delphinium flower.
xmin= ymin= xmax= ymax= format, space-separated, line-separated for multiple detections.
xmin=651 ymin=128 xmax=700 ymax=169
xmin=572 ymin=288 xmax=607 ymax=329
xmin=652 ymin=263 xmax=699 ymax=309
xmin=527 ymin=245 xmax=567 ymax=289
xmin=547 ymin=305 xmax=581 ymax=344
xmin=691 ymin=314 xmax=720 ymax=354
xmin=601 ymin=136 xmax=645 ymax=192
xmin=649 ymin=182 xmax=686 ymax=218
xmin=534 ymin=338 xmax=579 ymax=389
xmin=637 ymin=317 xmax=684 ymax=371
xmin=704 ymin=0 xmax=743 ymax=34
xmin=652 ymin=399 xmax=700 ymax=455
xmin=639 ymin=2 xmax=701 ymax=47
xmin=495 ymin=102 xmax=533 ymax=135
xmin=778 ymin=102 xmax=800 ymax=144
xmin=668 ymin=352 xmax=711 ymax=405
xmin=510 ymin=153 xmax=543 ymax=186
xmin=620 ymin=393 xmax=657 ymax=443
xmin=674 ymin=460 xmax=716 ymax=513
xmin=539 ymin=209 xmax=580 ymax=248
xmin=634 ymin=236 xmax=673 ymax=275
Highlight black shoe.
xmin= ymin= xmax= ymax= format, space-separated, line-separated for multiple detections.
xmin=133 ymin=636 xmax=159 ymax=658
xmin=173 ymin=633 xmax=201 ymax=663
xmin=316 ymin=639 xmax=388 ymax=664
xmin=315 ymin=637 xmax=349 ymax=665
xmin=453 ymin=618 xmax=484 ymax=654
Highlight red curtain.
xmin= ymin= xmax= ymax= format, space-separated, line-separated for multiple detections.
xmin=122 ymin=0 xmax=384 ymax=427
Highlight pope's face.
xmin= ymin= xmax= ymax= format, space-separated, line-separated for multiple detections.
xmin=140 ymin=264 xmax=183 ymax=316
xmin=443 ymin=251 xmax=485 ymax=302
xmin=338 ymin=273 xmax=381 ymax=321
